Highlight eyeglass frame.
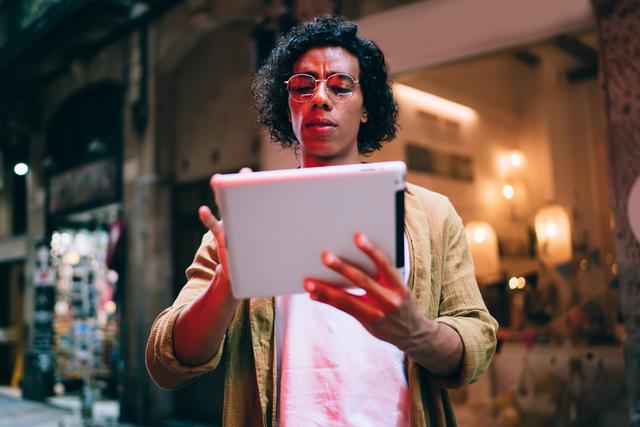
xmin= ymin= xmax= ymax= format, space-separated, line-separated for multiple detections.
xmin=283 ymin=72 xmax=360 ymax=103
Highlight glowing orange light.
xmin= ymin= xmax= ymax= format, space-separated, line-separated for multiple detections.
xmin=502 ymin=184 xmax=515 ymax=200
xmin=393 ymin=83 xmax=477 ymax=124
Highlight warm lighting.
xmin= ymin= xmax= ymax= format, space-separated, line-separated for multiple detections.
xmin=535 ymin=204 xmax=572 ymax=265
xmin=473 ymin=228 xmax=487 ymax=244
xmin=105 ymin=301 xmax=117 ymax=315
xmin=502 ymin=184 xmax=515 ymax=200
xmin=54 ymin=300 xmax=69 ymax=316
xmin=54 ymin=382 xmax=65 ymax=396
xmin=509 ymin=150 xmax=524 ymax=168
xmin=509 ymin=276 xmax=526 ymax=290
xmin=465 ymin=222 xmax=500 ymax=283
xmin=393 ymin=83 xmax=477 ymax=124
xmin=62 ymin=252 xmax=80 ymax=265
xmin=14 ymin=162 xmax=28 ymax=176
xmin=579 ymin=258 xmax=589 ymax=271
xmin=544 ymin=221 xmax=558 ymax=237
xmin=498 ymin=149 xmax=527 ymax=177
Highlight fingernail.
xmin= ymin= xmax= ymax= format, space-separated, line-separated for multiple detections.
xmin=304 ymin=279 xmax=316 ymax=291
xmin=323 ymin=252 xmax=336 ymax=265
xmin=356 ymin=233 xmax=370 ymax=249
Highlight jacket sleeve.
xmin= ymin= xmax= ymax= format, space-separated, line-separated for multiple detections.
xmin=432 ymin=203 xmax=498 ymax=389
xmin=145 ymin=231 xmax=227 ymax=390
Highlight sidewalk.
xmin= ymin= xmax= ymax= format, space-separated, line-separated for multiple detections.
xmin=0 ymin=387 xmax=215 ymax=427
xmin=0 ymin=389 xmax=71 ymax=427
xmin=0 ymin=387 xmax=131 ymax=427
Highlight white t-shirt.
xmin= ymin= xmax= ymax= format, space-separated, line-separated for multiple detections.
xmin=275 ymin=236 xmax=410 ymax=426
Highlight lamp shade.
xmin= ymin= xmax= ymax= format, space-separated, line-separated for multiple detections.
xmin=534 ymin=203 xmax=572 ymax=265
xmin=464 ymin=221 xmax=501 ymax=283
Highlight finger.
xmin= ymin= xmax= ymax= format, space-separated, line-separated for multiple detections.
xmin=199 ymin=206 xmax=230 ymax=277
xmin=322 ymin=251 xmax=401 ymax=312
xmin=198 ymin=205 xmax=223 ymax=236
xmin=239 ymin=167 xmax=253 ymax=174
xmin=355 ymin=233 xmax=403 ymax=286
xmin=209 ymin=173 xmax=221 ymax=193
xmin=305 ymin=278 xmax=385 ymax=324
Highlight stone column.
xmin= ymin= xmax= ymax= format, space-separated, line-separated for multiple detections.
xmin=592 ymin=1 xmax=640 ymax=425
xmin=20 ymin=128 xmax=49 ymax=401
xmin=119 ymin=26 xmax=175 ymax=424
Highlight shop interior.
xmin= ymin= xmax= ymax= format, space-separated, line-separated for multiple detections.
xmin=366 ymin=30 xmax=624 ymax=426
xmin=43 ymin=203 xmax=123 ymax=421
xmin=25 ymin=82 xmax=126 ymax=422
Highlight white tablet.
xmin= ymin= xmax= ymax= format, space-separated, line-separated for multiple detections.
xmin=212 ymin=161 xmax=406 ymax=298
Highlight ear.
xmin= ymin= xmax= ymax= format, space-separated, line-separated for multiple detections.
xmin=360 ymin=108 xmax=368 ymax=124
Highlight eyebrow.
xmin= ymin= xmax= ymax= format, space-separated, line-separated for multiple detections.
xmin=293 ymin=70 xmax=352 ymax=77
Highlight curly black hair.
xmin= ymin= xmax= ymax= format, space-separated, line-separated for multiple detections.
xmin=252 ymin=15 xmax=398 ymax=155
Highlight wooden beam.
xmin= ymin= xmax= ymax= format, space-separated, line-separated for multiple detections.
xmin=553 ymin=34 xmax=598 ymax=64
xmin=511 ymin=49 xmax=542 ymax=67
xmin=566 ymin=64 xmax=598 ymax=83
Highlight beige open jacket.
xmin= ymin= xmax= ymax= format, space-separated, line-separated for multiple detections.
xmin=146 ymin=183 xmax=498 ymax=426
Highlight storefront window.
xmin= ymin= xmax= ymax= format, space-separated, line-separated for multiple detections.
xmin=367 ymin=29 xmax=623 ymax=426
xmin=49 ymin=228 xmax=120 ymax=400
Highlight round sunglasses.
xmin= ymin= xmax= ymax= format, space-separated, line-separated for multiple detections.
xmin=284 ymin=73 xmax=359 ymax=103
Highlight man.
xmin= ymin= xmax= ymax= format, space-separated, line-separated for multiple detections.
xmin=147 ymin=15 xmax=498 ymax=426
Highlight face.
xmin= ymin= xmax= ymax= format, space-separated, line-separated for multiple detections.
xmin=287 ymin=47 xmax=367 ymax=166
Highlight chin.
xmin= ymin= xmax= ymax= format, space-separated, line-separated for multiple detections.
xmin=299 ymin=135 xmax=358 ymax=161
xmin=304 ymin=143 xmax=343 ymax=157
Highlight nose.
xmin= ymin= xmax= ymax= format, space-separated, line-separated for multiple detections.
xmin=311 ymin=80 xmax=333 ymax=111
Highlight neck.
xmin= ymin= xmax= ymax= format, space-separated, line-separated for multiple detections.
xmin=299 ymin=143 xmax=361 ymax=168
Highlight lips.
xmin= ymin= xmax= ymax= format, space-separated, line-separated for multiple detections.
xmin=305 ymin=118 xmax=337 ymax=127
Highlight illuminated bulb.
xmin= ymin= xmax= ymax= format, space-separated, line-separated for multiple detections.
xmin=465 ymin=221 xmax=500 ymax=282
xmin=545 ymin=221 xmax=558 ymax=237
xmin=62 ymin=252 xmax=80 ymax=265
xmin=612 ymin=263 xmax=618 ymax=275
xmin=535 ymin=204 xmax=572 ymax=265
xmin=14 ymin=163 xmax=28 ymax=176
xmin=579 ymin=258 xmax=589 ymax=271
xmin=508 ymin=277 xmax=519 ymax=290
xmin=107 ymin=270 xmax=119 ymax=284
xmin=54 ymin=382 xmax=65 ymax=396
xmin=502 ymin=184 xmax=515 ymax=200
xmin=517 ymin=277 xmax=526 ymax=289
xmin=509 ymin=151 xmax=524 ymax=168
xmin=473 ymin=228 xmax=487 ymax=244
xmin=54 ymin=300 xmax=69 ymax=316
xmin=105 ymin=301 xmax=117 ymax=315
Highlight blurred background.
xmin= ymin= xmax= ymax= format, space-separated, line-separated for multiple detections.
xmin=0 ymin=0 xmax=638 ymax=426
